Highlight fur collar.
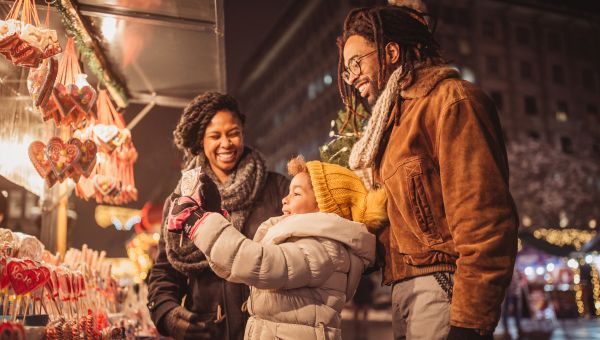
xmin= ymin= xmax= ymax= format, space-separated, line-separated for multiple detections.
xmin=400 ymin=64 xmax=460 ymax=99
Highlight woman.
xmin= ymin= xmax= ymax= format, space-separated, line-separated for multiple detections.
xmin=147 ymin=92 xmax=289 ymax=340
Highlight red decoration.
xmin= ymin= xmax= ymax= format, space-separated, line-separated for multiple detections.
xmin=0 ymin=0 xmax=60 ymax=68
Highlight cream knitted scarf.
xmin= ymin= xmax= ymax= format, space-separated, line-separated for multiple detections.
xmin=349 ymin=66 xmax=410 ymax=170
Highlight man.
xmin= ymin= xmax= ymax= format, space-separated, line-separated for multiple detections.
xmin=338 ymin=5 xmax=519 ymax=340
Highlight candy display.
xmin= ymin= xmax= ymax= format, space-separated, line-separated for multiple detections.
xmin=0 ymin=229 xmax=134 ymax=339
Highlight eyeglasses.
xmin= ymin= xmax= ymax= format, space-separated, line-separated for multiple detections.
xmin=342 ymin=50 xmax=377 ymax=84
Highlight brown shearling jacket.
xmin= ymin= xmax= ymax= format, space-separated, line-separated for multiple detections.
xmin=376 ymin=65 xmax=519 ymax=333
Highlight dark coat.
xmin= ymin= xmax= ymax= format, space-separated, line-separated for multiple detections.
xmin=147 ymin=171 xmax=289 ymax=339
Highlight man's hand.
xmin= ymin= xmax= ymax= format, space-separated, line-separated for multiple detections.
xmin=161 ymin=306 xmax=214 ymax=340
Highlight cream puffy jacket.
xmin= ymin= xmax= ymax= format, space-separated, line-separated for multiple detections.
xmin=191 ymin=212 xmax=376 ymax=340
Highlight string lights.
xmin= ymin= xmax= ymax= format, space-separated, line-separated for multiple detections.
xmin=532 ymin=228 xmax=596 ymax=251
xmin=591 ymin=264 xmax=600 ymax=316
xmin=573 ymin=265 xmax=585 ymax=316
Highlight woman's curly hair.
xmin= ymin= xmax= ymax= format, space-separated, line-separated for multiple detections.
xmin=173 ymin=92 xmax=246 ymax=164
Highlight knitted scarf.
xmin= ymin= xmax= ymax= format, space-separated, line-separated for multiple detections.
xmin=164 ymin=147 xmax=267 ymax=275
xmin=349 ymin=64 xmax=459 ymax=170
xmin=348 ymin=66 xmax=410 ymax=170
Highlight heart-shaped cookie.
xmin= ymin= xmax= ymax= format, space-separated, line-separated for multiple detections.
xmin=45 ymin=137 xmax=81 ymax=180
xmin=51 ymin=84 xmax=77 ymax=125
xmin=70 ymin=138 xmax=97 ymax=178
xmin=28 ymin=140 xmax=51 ymax=178
xmin=93 ymin=124 xmax=119 ymax=145
xmin=76 ymin=178 xmax=96 ymax=200
xmin=93 ymin=174 xmax=118 ymax=196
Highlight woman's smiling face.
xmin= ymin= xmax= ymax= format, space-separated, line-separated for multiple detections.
xmin=202 ymin=110 xmax=244 ymax=182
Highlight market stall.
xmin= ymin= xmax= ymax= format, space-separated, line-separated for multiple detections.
xmin=0 ymin=0 xmax=225 ymax=337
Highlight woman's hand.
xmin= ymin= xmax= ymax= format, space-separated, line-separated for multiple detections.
xmin=161 ymin=306 xmax=214 ymax=340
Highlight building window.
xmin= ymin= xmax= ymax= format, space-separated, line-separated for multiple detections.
xmin=552 ymin=65 xmax=565 ymax=85
xmin=582 ymin=69 xmax=596 ymax=91
xmin=560 ymin=136 xmax=573 ymax=154
xmin=482 ymin=19 xmax=496 ymax=39
xmin=490 ymin=91 xmax=503 ymax=111
xmin=524 ymin=95 xmax=537 ymax=115
xmin=515 ymin=26 xmax=531 ymax=45
xmin=520 ymin=61 xmax=533 ymax=79
xmin=528 ymin=130 xmax=540 ymax=140
xmin=486 ymin=55 xmax=499 ymax=74
xmin=556 ymin=100 xmax=568 ymax=122
xmin=547 ymin=31 xmax=562 ymax=51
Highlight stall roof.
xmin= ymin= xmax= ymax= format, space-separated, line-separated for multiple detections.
xmin=0 ymin=0 xmax=226 ymax=108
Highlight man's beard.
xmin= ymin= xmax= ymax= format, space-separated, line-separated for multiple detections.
xmin=366 ymin=78 xmax=383 ymax=107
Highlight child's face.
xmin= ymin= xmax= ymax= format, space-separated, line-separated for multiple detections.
xmin=282 ymin=172 xmax=319 ymax=215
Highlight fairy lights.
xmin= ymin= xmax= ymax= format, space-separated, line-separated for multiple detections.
xmin=574 ymin=266 xmax=585 ymax=316
xmin=591 ymin=264 xmax=600 ymax=316
xmin=532 ymin=228 xmax=596 ymax=251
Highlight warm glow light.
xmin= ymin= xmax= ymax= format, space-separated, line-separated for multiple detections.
xmin=536 ymin=266 xmax=545 ymax=275
xmin=568 ymin=259 xmax=580 ymax=269
xmin=524 ymin=266 xmax=534 ymax=277
xmin=586 ymin=255 xmax=594 ymax=264
xmin=546 ymin=263 xmax=555 ymax=272
xmin=101 ymin=16 xmax=118 ymax=42
xmin=0 ymin=135 xmax=46 ymax=196
xmin=590 ymin=219 xmax=597 ymax=229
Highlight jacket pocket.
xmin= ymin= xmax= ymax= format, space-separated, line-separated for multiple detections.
xmin=403 ymin=157 xmax=444 ymax=246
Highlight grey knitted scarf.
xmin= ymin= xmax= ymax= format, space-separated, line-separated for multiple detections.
xmin=349 ymin=66 xmax=409 ymax=170
xmin=164 ymin=147 xmax=267 ymax=275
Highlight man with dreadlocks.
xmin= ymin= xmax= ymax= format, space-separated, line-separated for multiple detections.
xmin=339 ymin=4 xmax=518 ymax=340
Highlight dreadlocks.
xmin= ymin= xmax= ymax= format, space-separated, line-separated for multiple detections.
xmin=173 ymin=92 xmax=246 ymax=165
xmin=337 ymin=5 xmax=443 ymax=115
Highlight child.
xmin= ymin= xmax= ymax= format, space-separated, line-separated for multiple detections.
xmin=167 ymin=157 xmax=386 ymax=340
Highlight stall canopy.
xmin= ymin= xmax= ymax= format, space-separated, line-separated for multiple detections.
xmin=0 ymin=0 xmax=226 ymax=195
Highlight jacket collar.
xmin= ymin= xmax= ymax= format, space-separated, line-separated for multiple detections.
xmin=399 ymin=64 xmax=460 ymax=99
xmin=257 ymin=212 xmax=375 ymax=265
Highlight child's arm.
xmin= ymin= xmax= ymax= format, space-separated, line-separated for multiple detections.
xmin=192 ymin=213 xmax=339 ymax=290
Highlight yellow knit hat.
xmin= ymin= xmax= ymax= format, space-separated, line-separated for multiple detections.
xmin=306 ymin=161 xmax=387 ymax=227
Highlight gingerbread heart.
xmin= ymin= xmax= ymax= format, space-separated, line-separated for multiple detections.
xmin=45 ymin=137 xmax=81 ymax=180
xmin=51 ymin=84 xmax=77 ymax=125
xmin=28 ymin=140 xmax=51 ymax=178
xmin=76 ymin=178 xmax=96 ymax=200
xmin=76 ymin=139 xmax=97 ymax=178
xmin=68 ymin=84 xmax=97 ymax=115
xmin=27 ymin=57 xmax=58 ymax=107
xmin=93 ymin=124 xmax=119 ymax=144
xmin=93 ymin=174 xmax=118 ymax=196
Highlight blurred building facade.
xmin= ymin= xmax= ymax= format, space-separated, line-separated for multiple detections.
xmin=235 ymin=0 xmax=600 ymax=173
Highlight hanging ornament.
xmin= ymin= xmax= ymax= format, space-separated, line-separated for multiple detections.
xmin=27 ymin=136 xmax=97 ymax=188
xmin=0 ymin=0 xmax=60 ymax=68
xmin=39 ymin=37 xmax=97 ymax=127
xmin=75 ymin=90 xmax=137 ymax=204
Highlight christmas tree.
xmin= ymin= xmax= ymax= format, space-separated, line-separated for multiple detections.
xmin=319 ymin=103 xmax=369 ymax=167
